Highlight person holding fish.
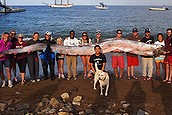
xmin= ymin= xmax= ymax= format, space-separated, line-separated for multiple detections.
xmin=140 ymin=28 xmax=154 ymax=81
xmin=0 ymin=32 xmax=13 ymax=88
xmin=64 ymin=30 xmax=79 ymax=80
xmin=111 ymin=29 xmax=125 ymax=80
xmin=126 ymin=28 xmax=141 ymax=80
xmin=79 ymin=32 xmax=92 ymax=78
xmin=56 ymin=37 xmax=65 ymax=79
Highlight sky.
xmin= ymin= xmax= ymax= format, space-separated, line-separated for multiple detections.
xmin=2 ymin=0 xmax=172 ymax=6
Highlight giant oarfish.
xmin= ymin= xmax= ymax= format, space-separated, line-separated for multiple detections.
xmin=2 ymin=38 xmax=162 ymax=56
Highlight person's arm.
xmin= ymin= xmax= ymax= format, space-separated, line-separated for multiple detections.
xmin=101 ymin=63 xmax=106 ymax=71
xmin=91 ymin=63 xmax=96 ymax=73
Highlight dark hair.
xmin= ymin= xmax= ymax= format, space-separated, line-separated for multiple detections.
xmin=70 ymin=30 xmax=75 ymax=35
xmin=33 ymin=32 xmax=39 ymax=35
xmin=82 ymin=32 xmax=89 ymax=43
xmin=157 ymin=33 xmax=163 ymax=38
xmin=167 ymin=28 xmax=172 ymax=32
xmin=94 ymin=45 xmax=101 ymax=50
xmin=4 ymin=32 xmax=9 ymax=35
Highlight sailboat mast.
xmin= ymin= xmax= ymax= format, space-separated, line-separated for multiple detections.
xmin=4 ymin=0 xmax=6 ymax=13
xmin=67 ymin=0 xmax=69 ymax=4
xmin=55 ymin=0 xmax=56 ymax=5
xmin=61 ymin=0 xmax=62 ymax=5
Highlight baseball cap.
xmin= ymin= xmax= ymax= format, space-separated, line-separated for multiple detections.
xmin=116 ymin=29 xmax=122 ymax=34
xmin=82 ymin=32 xmax=88 ymax=36
xmin=96 ymin=30 xmax=101 ymax=35
xmin=18 ymin=34 xmax=24 ymax=38
xmin=45 ymin=31 xmax=52 ymax=36
xmin=132 ymin=28 xmax=138 ymax=32
xmin=145 ymin=28 xmax=151 ymax=33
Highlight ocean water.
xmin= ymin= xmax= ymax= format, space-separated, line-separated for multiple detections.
xmin=0 ymin=5 xmax=172 ymax=39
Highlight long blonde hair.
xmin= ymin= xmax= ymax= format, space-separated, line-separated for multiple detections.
xmin=57 ymin=37 xmax=63 ymax=46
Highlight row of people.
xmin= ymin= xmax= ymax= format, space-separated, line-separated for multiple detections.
xmin=0 ymin=28 xmax=172 ymax=88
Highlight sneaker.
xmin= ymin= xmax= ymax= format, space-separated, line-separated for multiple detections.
xmin=127 ymin=76 xmax=131 ymax=80
xmin=31 ymin=80 xmax=36 ymax=83
xmin=8 ymin=80 xmax=13 ymax=88
xmin=1 ymin=80 xmax=6 ymax=88
xmin=131 ymin=76 xmax=138 ymax=80
xmin=67 ymin=77 xmax=70 ymax=80
xmin=61 ymin=74 xmax=65 ymax=79
xmin=36 ymin=78 xmax=40 ymax=82
xmin=14 ymin=77 xmax=18 ymax=82
xmin=58 ymin=74 xmax=61 ymax=79
xmin=147 ymin=77 xmax=153 ymax=81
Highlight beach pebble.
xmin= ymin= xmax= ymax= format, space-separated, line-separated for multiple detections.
xmin=61 ymin=93 xmax=70 ymax=102
xmin=79 ymin=111 xmax=85 ymax=115
xmin=123 ymin=103 xmax=130 ymax=108
xmin=72 ymin=96 xmax=82 ymax=106
xmin=49 ymin=98 xmax=59 ymax=107
xmin=137 ymin=109 xmax=150 ymax=115
xmin=120 ymin=100 xmax=127 ymax=104
xmin=42 ymin=97 xmax=50 ymax=105
xmin=85 ymin=108 xmax=94 ymax=114
xmin=42 ymin=94 xmax=50 ymax=98
xmin=123 ymin=113 xmax=129 ymax=115
xmin=58 ymin=112 xmax=70 ymax=115
xmin=0 ymin=103 xmax=7 ymax=111
xmin=105 ymin=109 xmax=111 ymax=114
xmin=49 ymin=108 xmax=56 ymax=114
xmin=114 ymin=113 xmax=122 ymax=115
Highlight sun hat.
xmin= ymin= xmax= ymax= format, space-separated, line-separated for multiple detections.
xmin=45 ymin=31 xmax=52 ymax=36
xmin=96 ymin=30 xmax=101 ymax=35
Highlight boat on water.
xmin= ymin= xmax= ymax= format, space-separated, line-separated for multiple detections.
xmin=43 ymin=0 xmax=73 ymax=8
xmin=149 ymin=6 xmax=169 ymax=11
xmin=95 ymin=2 xmax=109 ymax=10
xmin=0 ymin=0 xmax=26 ymax=13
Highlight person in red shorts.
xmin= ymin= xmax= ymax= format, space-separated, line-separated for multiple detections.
xmin=111 ymin=29 xmax=125 ymax=80
xmin=163 ymin=28 xmax=172 ymax=84
xmin=126 ymin=28 xmax=141 ymax=80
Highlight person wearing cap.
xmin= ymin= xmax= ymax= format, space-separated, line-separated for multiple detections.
xmin=0 ymin=32 xmax=13 ymax=88
xmin=9 ymin=30 xmax=17 ymax=83
xmin=79 ymin=32 xmax=92 ymax=78
xmin=163 ymin=28 xmax=172 ymax=84
xmin=64 ymin=30 xmax=79 ymax=80
xmin=27 ymin=32 xmax=41 ymax=83
xmin=126 ymin=28 xmax=141 ymax=80
xmin=140 ymin=28 xmax=154 ymax=81
xmin=94 ymin=30 xmax=102 ymax=44
xmin=40 ymin=31 xmax=56 ymax=81
xmin=111 ymin=29 xmax=125 ymax=80
xmin=13 ymin=34 xmax=27 ymax=85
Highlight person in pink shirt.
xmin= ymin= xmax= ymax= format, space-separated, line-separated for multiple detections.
xmin=0 ymin=32 xmax=13 ymax=88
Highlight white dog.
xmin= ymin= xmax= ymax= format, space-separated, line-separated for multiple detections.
xmin=94 ymin=62 xmax=109 ymax=96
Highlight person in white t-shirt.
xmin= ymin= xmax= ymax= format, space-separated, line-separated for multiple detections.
xmin=154 ymin=33 xmax=165 ymax=80
xmin=64 ymin=30 xmax=79 ymax=80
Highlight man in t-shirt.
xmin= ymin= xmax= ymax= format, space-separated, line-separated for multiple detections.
xmin=141 ymin=28 xmax=154 ymax=81
xmin=126 ymin=28 xmax=141 ymax=80
xmin=88 ymin=45 xmax=106 ymax=78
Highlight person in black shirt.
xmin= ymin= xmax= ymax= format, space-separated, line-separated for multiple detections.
xmin=9 ymin=30 xmax=17 ymax=82
xmin=27 ymin=32 xmax=41 ymax=83
xmin=140 ymin=28 xmax=154 ymax=81
xmin=88 ymin=45 xmax=106 ymax=78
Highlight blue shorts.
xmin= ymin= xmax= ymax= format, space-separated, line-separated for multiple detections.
xmin=0 ymin=59 xmax=10 ymax=72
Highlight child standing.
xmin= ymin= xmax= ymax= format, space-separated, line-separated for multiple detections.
xmin=56 ymin=37 xmax=65 ymax=79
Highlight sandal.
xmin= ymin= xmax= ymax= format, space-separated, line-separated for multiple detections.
xmin=167 ymin=81 xmax=171 ymax=84
xmin=132 ymin=76 xmax=138 ymax=80
xmin=163 ymin=79 xmax=168 ymax=82
xmin=127 ymin=76 xmax=131 ymax=80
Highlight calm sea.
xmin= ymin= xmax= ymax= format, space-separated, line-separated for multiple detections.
xmin=0 ymin=5 xmax=172 ymax=39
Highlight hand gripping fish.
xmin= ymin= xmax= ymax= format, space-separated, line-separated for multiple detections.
xmin=2 ymin=39 xmax=162 ymax=56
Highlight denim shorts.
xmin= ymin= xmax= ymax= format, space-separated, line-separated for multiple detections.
xmin=0 ymin=59 xmax=10 ymax=72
